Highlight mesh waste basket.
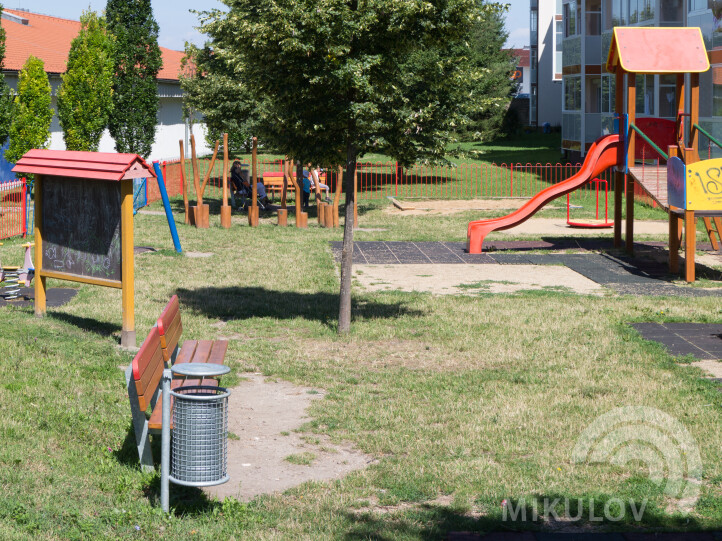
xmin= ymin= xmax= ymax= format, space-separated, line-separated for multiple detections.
xmin=168 ymin=364 xmax=231 ymax=487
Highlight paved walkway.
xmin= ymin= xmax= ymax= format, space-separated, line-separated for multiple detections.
xmin=331 ymin=241 xmax=722 ymax=297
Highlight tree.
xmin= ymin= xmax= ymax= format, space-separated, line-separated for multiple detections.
xmin=464 ymin=8 xmax=516 ymax=140
xmin=0 ymin=3 xmax=14 ymax=150
xmin=57 ymin=11 xmax=114 ymax=152
xmin=106 ymin=0 xmax=162 ymax=157
xmin=5 ymin=56 xmax=52 ymax=165
xmin=199 ymin=0 xmax=502 ymax=332
xmin=180 ymin=43 xmax=263 ymax=155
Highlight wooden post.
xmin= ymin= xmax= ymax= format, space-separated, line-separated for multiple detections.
xmin=220 ymin=133 xmax=232 ymax=228
xmin=179 ymin=140 xmax=190 ymax=225
xmin=278 ymin=208 xmax=287 ymax=226
xmin=614 ymin=69 xmax=625 ymax=248
xmin=703 ymin=217 xmax=719 ymax=250
xmin=324 ymin=201 xmax=333 ymax=227
xmin=290 ymin=159 xmax=302 ymax=228
xmin=685 ymin=209 xmax=696 ymax=282
xmin=251 ymin=137 xmax=259 ymax=227
xmin=676 ymin=73 xmax=685 ymax=151
xmin=318 ymin=202 xmax=326 ymax=226
xmin=690 ymin=73 xmax=700 ymax=163
xmin=34 ymin=174 xmax=46 ymax=317
xmin=626 ymin=174 xmax=635 ymax=253
xmin=281 ymin=158 xmax=288 ymax=210
xmin=669 ymin=209 xmax=679 ymax=274
xmin=311 ymin=167 xmax=323 ymax=224
xmin=121 ymin=178 xmax=135 ymax=349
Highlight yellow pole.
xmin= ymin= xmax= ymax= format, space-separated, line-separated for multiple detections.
xmin=121 ymin=178 xmax=135 ymax=348
xmin=34 ymin=174 xmax=45 ymax=317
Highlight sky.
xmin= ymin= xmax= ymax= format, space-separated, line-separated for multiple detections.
xmin=4 ymin=0 xmax=226 ymax=51
xmin=504 ymin=0 xmax=530 ymax=49
xmin=10 ymin=0 xmax=529 ymax=52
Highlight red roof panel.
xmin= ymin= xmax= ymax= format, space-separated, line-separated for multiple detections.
xmin=2 ymin=8 xmax=183 ymax=80
xmin=12 ymin=149 xmax=156 ymax=181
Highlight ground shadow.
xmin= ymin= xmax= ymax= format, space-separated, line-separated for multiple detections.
xmin=175 ymin=286 xmax=424 ymax=327
xmin=48 ymin=311 xmax=121 ymax=338
xmin=341 ymin=493 xmax=712 ymax=540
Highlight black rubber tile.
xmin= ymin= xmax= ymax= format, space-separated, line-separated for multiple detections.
xmin=460 ymin=253 xmax=497 ymax=264
xmin=0 ymin=287 xmax=77 ymax=309
xmin=491 ymin=254 xmax=536 ymax=265
xmin=664 ymin=322 xmax=720 ymax=332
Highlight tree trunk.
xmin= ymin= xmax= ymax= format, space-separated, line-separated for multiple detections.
xmin=338 ymin=140 xmax=357 ymax=333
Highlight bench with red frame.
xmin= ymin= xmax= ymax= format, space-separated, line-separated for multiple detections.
xmin=125 ymin=295 xmax=228 ymax=470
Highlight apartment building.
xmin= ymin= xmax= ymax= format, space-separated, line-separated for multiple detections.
xmin=558 ymin=1 xmax=722 ymax=162
xmin=529 ymin=0 xmax=564 ymax=127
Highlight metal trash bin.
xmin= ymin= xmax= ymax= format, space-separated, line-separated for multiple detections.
xmin=168 ymin=364 xmax=231 ymax=487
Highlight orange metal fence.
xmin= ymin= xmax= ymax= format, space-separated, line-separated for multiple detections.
xmin=150 ymin=158 xmax=658 ymax=207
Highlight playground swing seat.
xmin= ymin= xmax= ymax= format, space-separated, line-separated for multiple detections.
xmin=0 ymin=242 xmax=34 ymax=300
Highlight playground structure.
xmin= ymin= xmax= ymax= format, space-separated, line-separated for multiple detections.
xmin=177 ymin=135 xmax=346 ymax=229
xmin=0 ymin=242 xmax=34 ymax=300
xmin=467 ymin=26 xmax=719 ymax=283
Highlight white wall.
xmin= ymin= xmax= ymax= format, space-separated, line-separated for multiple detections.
xmin=8 ymin=73 xmax=211 ymax=162
xmin=536 ymin=1 xmax=562 ymax=126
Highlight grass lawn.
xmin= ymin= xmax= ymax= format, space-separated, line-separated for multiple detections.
xmin=0 ymin=191 xmax=720 ymax=539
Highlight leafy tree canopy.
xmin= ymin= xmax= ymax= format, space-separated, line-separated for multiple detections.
xmin=106 ymin=0 xmax=162 ymax=157
xmin=57 ymin=11 xmax=115 ymax=152
xmin=6 ymin=55 xmax=52 ymax=165
xmin=181 ymin=43 xmax=264 ymax=155
xmin=196 ymin=0 xmax=509 ymax=167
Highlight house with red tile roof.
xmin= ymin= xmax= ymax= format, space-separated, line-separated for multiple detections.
xmin=505 ymin=47 xmax=530 ymax=96
xmin=0 ymin=8 xmax=207 ymax=160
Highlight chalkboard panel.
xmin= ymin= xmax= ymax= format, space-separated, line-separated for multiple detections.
xmin=42 ymin=176 xmax=122 ymax=282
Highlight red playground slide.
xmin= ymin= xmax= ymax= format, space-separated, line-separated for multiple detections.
xmin=467 ymin=134 xmax=620 ymax=253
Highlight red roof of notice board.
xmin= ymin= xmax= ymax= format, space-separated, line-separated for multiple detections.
xmin=606 ymin=27 xmax=709 ymax=74
xmin=12 ymin=149 xmax=156 ymax=181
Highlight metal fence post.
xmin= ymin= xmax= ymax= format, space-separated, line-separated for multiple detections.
xmin=161 ymin=368 xmax=172 ymax=513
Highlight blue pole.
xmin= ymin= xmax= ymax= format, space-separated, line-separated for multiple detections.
xmin=152 ymin=161 xmax=182 ymax=253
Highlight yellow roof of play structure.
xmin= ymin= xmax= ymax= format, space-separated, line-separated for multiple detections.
xmin=606 ymin=27 xmax=709 ymax=74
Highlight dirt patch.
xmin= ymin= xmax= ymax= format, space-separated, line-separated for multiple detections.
xmin=691 ymin=360 xmax=722 ymax=378
xmin=185 ymin=251 xmax=215 ymax=258
xmin=384 ymin=198 xmax=532 ymax=216
xmin=204 ymin=373 xmax=375 ymax=502
xmin=354 ymin=263 xmax=604 ymax=296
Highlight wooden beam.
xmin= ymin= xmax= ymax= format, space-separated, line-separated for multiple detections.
xmin=690 ymin=73 xmax=700 ymax=163
xmin=614 ymin=69 xmax=625 ymax=248
xmin=39 ymin=269 xmax=122 ymax=289
xmin=121 ymin=178 xmax=135 ymax=348
xmin=179 ymin=140 xmax=189 ymax=224
xmin=685 ymin=209 xmax=696 ymax=282
xmin=34 ymin=174 xmax=45 ymax=317
xmin=669 ymin=211 xmax=679 ymax=274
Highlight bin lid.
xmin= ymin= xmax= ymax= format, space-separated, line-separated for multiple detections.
xmin=171 ymin=363 xmax=230 ymax=378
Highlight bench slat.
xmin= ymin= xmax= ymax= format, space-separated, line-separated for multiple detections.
xmin=208 ymin=341 xmax=228 ymax=365
xmin=131 ymin=327 xmax=165 ymax=411
xmin=160 ymin=316 xmax=183 ymax=362
xmin=175 ymin=340 xmax=198 ymax=365
xmin=190 ymin=340 xmax=213 ymax=363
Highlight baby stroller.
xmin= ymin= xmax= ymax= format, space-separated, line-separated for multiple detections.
xmin=232 ymin=184 xmax=269 ymax=212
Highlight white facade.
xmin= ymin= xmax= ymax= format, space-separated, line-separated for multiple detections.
xmin=530 ymin=0 xmax=564 ymax=127
xmin=6 ymin=73 xmax=210 ymax=162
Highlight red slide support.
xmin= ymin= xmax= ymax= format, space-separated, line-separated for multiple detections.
xmin=466 ymin=134 xmax=620 ymax=253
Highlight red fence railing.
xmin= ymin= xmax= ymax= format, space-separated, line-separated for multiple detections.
xmin=0 ymin=178 xmax=28 ymax=240
xmin=150 ymin=158 xmax=658 ymax=208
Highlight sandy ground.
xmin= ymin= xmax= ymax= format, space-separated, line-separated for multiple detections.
xmin=354 ymin=263 xmax=604 ymax=296
xmin=692 ymin=360 xmax=722 ymax=378
xmin=386 ymin=199 xmax=683 ymax=237
xmin=204 ymin=374 xmax=374 ymax=502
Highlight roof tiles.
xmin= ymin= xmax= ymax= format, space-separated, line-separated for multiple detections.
xmin=2 ymin=8 xmax=182 ymax=80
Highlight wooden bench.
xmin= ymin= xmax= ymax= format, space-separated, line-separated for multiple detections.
xmin=262 ymin=171 xmax=328 ymax=198
xmin=125 ymin=295 xmax=228 ymax=470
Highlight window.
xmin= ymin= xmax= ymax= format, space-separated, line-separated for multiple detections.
xmin=660 ymin=0 xmax=683 ymax=24
xmin=586 ymin=76 xmax=602 ymax=113
xmin=530 ymin=8 xmax=538 ymax=44
xmin=640 ymin=0 xmax=654 ymax=20
xmin=689 ymin=0 xmax=710 ymax=10
xmin=555 ymin=20 xmax=563 ymax=75
xmin=635 ymin=74 xmax=655 ymax=115
xmin=659 ymin=74 xmax=677 ymax=118
xmin=601 ymin=75 xmax=615 ymax=113
xmin=564 ymin=76 xmax=582 ymax=110
xmin=612 ymin=0 xmax=627 ymax=25
xmin=564 ymin=1 xmax=579 ymax=37
xmin=585 ymin=0 xmax=601 ymax=34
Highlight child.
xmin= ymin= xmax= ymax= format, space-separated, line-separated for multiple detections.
xmin=310 ymin=168 xmax=331 ymax=201
xmin=302 ymin=171 xmax=311 ymax=208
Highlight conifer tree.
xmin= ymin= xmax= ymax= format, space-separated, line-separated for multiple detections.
xmin=106 ymin=0 xmax=162 ymax=157
xmin=57 ymin=11 xmax=114 ymax=151
xmin=5 ymin=56 xmax=52 ymax=165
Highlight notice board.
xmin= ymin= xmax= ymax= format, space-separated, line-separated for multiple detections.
xmin=41 ymin=176 xmax=122 ymax=283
